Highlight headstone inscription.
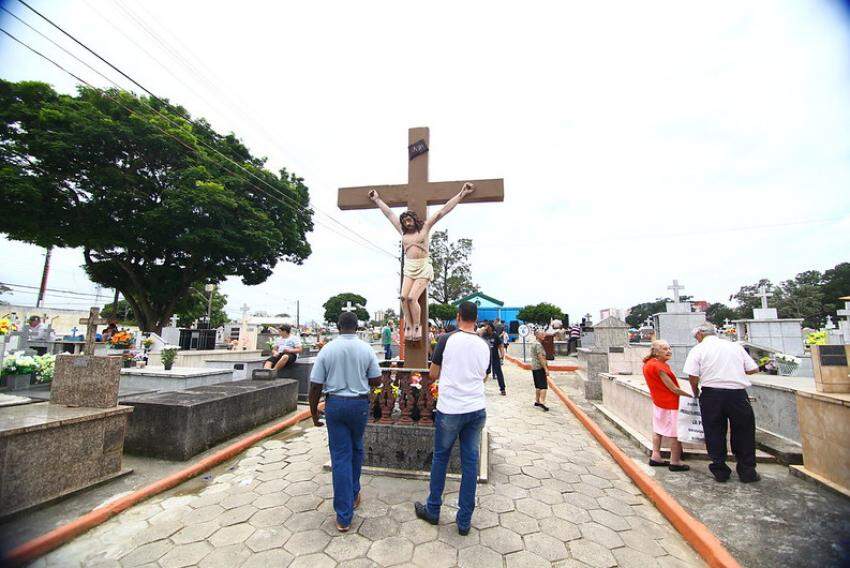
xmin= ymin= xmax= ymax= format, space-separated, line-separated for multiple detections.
xmin=810 ymin=344 xmax=850 ymax=393
xmin=338 ymin=127 xmax=505 ymax=368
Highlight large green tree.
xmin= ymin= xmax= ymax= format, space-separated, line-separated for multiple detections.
xmin=173 ymin=284 xmax=229 ymax=328
xmin=429 ymin=302 xmax=457 ymax=324
xmin=517 ymin=303 xmax=565 ymax=325
xmin=323 ymin=293 xmax=369 ymax=324
xmin=0 ymin=81 xmax=312 ymax=332
xmin=429 ymin=230 xmax=479 ymax=304
xmin=625 ymin=298 xmax=670 ymax=328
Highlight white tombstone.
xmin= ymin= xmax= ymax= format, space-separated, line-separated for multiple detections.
xmin=837 ymin=301 xmax=850 ymax=344
xmin=654 ymin=280 xmax=706 ymax=377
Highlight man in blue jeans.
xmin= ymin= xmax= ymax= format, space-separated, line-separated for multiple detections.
xmin=415 ymin=301 xmax=490 ymax=535
xmin=309 ymin=311 xmax=382 ymax=532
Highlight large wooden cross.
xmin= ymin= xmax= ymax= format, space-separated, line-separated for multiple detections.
xmin=338 ymin=127 xmax=504 ymax=368
xmin=79 ymin=307 xmax=109 ymax=356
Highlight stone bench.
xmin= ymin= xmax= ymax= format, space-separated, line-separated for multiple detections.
xmin=205 ymin=358 xmax=267 ymax=380
xmin=257 ymin=358 xmax=316 ymax=402
xmin=121 ymin=379 xmax=298 ymax=461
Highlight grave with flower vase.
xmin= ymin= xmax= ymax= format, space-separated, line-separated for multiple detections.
xmin=0 ymin=308 xmax=133 ymax=519
xmin=336 ymin=127 xmax=500 ymax=480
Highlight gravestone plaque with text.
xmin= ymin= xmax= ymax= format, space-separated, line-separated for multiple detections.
xmin=819 ymin=345 xmax=848 ymax=367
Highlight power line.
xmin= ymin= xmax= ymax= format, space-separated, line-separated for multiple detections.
xmin=0 ymin=22 xmax=397 ymax=260
xmin=8 ymin=2 xmax=398 ymax=260
xmin=93 ymin=0 xmax=394 ymax=246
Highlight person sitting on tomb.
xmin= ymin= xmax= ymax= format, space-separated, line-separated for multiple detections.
xmin=26 ymin=315 xmax=46 ymax=339
xmin=369 ymin=182 xmax=475 ymax=341
xmin=264 ymin=324 xmax=302 ymax=371
xmin=642 ymin=339 xmax=691 ymax=471
xmin=102 ymin=321 xmax=119 ymax=342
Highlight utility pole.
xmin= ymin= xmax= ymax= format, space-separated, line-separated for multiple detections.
xmin=36 ymin=247 xmax=52 ymax=308
xmin=112 ymin=289 xmax=119 ymax=317
xmin=204 ymin=284 xmax=215 ymax=324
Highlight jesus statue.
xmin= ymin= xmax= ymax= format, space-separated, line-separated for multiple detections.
xmin=369 ymin=182 xmax=475 ymax=341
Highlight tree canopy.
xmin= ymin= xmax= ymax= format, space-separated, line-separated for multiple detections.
xmin=0 ymin=81 xmax=312 ymax=332
xmin=429 ymin=230 xmax=479 ymax=304
xmin=517 ymin=303 xmax=565 ymax=325
xmin=429 ymin=302 xmax=457 ymax=324
xmin=323 ymin=292 xmax=369 ymax=323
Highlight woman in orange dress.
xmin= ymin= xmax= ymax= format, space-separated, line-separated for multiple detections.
xmin=642 ymin=340 xmax=692 ymax=471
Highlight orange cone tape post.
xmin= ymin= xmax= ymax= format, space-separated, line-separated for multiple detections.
xmin=5 ymin=406 xmax=321 ymax=566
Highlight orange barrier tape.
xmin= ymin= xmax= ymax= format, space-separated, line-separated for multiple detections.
xmin=5 ymin=405 xmax=321 ymax=566
xmin=529 ymin=366 xmax=741 ymax=568
xmin=505 ymin=354 xmax=578 ymax=372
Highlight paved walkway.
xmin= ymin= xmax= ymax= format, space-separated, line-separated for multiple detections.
xmin=37 ymin=365 xmax=704 ymax=567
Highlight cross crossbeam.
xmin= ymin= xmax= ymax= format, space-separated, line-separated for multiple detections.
xmin=667 ymin=279 xmax=685 ymax=303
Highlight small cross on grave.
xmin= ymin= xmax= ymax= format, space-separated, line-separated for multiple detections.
xmin=837 ymin=301 xmax=850 ymax=342
xmin=824 ymin=315 xmax=836 ymax=330
xmin=169 ymin=315 xmax=179 ymax=327
xmin=724 ymin=318 xmax=731 ymax=327
xmin=341 ymin=300 xmax=360 ymax=312
xmin=69 ymin=326 xmax=79 ymax=337
xmin=667 ymin=279 xmax=685 ymax=303
xmin=79 ymin=307 xmax=109 ymax=356
xmin=644 ymin=317 xmax=653 ymax=328
xmin=757 ymin=285 xmax=772 ymax=309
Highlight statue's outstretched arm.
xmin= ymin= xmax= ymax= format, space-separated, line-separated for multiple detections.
xmin=424 ymin=182 xmax=474 ymax=230
xmin=369 ymin=190 xmax=401 ymax=233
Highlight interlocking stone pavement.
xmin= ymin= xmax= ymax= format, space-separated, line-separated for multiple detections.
xmin=37 ymin=364 xmax=705 ymax=567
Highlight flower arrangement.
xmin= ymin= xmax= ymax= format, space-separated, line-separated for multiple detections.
xmin=410 ymin=373 xmax=422 ymax=390
xmin=109 ymin=330 xmax=135 ymax=349
xmin=141 ymin=337 xmax=154 ymax=350
xmin=429 ymin=380 xmax=439 ymax=400
xmin=2 ymin=351 xmax=39 ymax=375
xmin=0 ymin=317 xmax=17 ymax=337
xmin=160 ymin=344 xmax=179 ymax=370
xmin=805 ymin=331 xmax=827 ymax=346
xmin=33 ymin=353 xmax=56 ymax=383
xmin=776 ymin=353 xmax=800 ymax=365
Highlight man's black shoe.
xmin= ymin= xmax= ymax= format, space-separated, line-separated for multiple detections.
xmin=740 ymin=473 xmax=761 ymax=483
xmin=539 ymin=404 xmax=550 ymax=412
xmin=500 ymin=390 xmax=506 ymax=396
xmin=712 ymin=473 xmax=730 ymax=483
xmin=414 ymin=502 xmax=439 ymax=525
xmin=458 ymin=525 xmax=470 ymax=536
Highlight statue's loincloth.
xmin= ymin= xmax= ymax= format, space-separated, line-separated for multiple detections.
xmin=403 ymin=255 xmax=434 ymax=281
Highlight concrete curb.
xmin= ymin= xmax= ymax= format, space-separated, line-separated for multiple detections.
xmin=505 ymin=354 xmax=578 ymax=372
xmin=505 ymin=359 xmax=741 ymax=568
xmin=4 ymin=405 xmax=321 ymax=567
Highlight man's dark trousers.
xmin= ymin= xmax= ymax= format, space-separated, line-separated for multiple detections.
xmin=698 ymin=387 xmax=757 ymax=480
xmin=490 ymin=355 xmax=506 ymax=392
xmin=325 ymin=395 xmax=370 ymax=526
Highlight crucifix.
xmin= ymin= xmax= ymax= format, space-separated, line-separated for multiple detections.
xmin=667 ymin=279 xmax=685 ymax=303
xmin=79 ymin=307 xmax=109 ymax=356
xmin=339 ymin=127 xmax=504 ymax=368
xmin=757 ymin=285 xmax=772 ymax=309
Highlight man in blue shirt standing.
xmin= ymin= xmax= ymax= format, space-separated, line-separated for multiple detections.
xmin=309 ymin=311 xmax=382 ymax=532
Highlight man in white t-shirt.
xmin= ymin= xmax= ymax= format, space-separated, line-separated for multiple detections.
xmin=415 ymin=301 xmax=490 ymax=535
xmin=683 ymin=323 xmax=760 ymax=483
xmin=264 ymin=324 xmax=302 ymax=372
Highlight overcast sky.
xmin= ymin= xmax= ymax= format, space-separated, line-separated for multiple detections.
xmin=1 ymin=0 xmax=849 ymax=324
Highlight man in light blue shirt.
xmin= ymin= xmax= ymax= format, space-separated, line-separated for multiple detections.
xmin=309 ymin=311 xmax=382 ymax=532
